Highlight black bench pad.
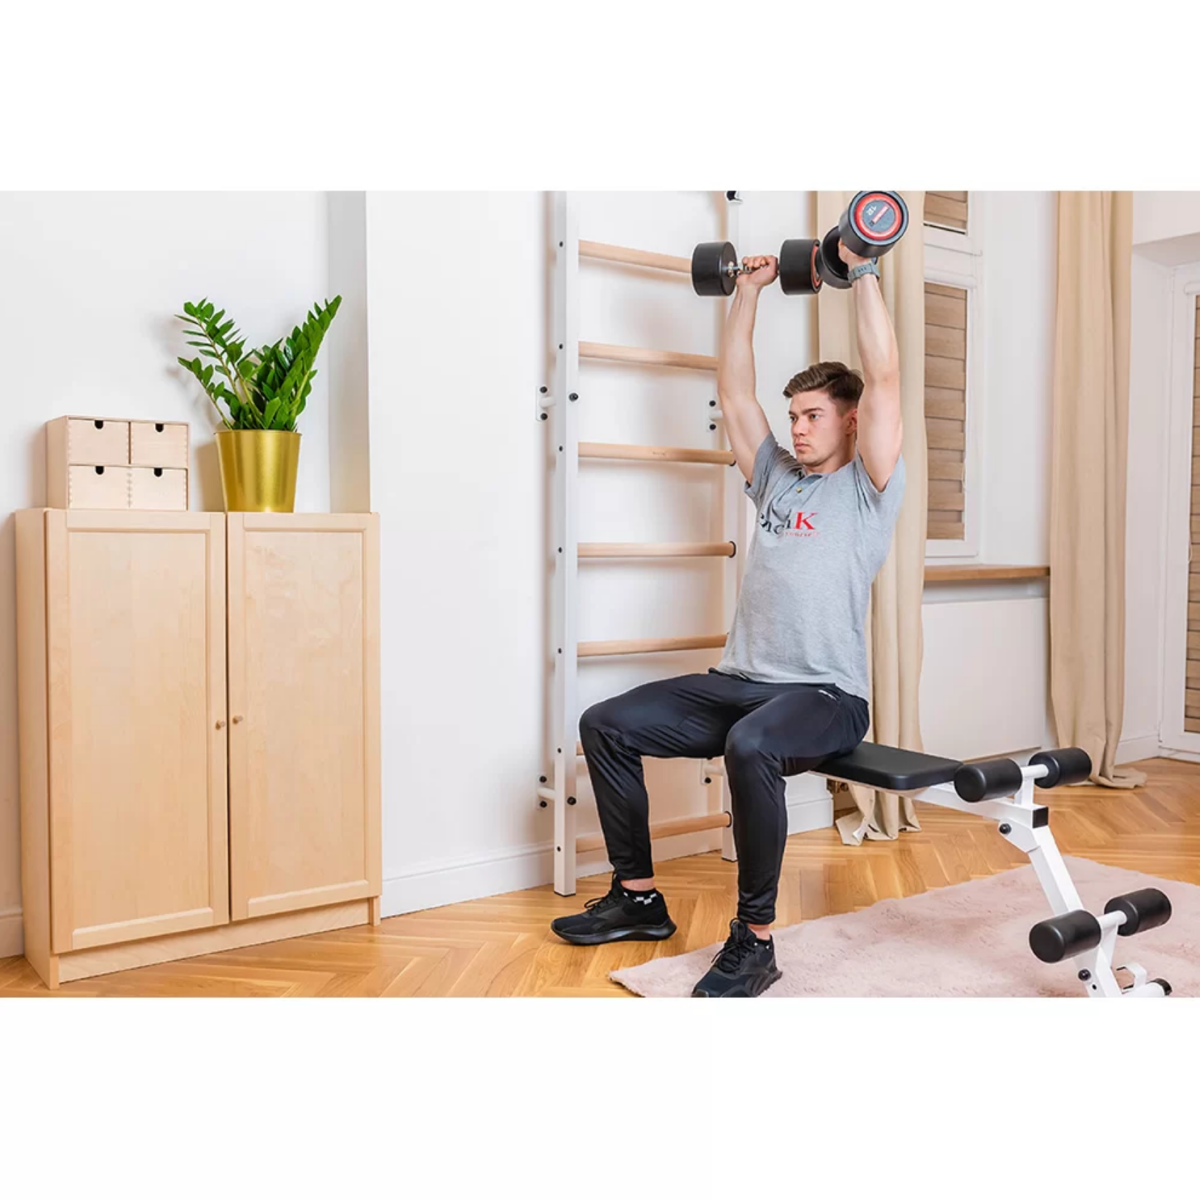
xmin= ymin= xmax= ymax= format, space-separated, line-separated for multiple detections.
xmin=815 ymin=742 xmax=962 ymax=792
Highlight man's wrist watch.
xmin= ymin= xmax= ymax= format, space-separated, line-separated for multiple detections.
xmin=848 ymin=260 xmax=880 ymax=283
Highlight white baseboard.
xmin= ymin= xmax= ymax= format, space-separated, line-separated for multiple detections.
xmin=382 ymin=777 xmax=835 ymax=918
xmin=381 ymin=830 xmax=716 ymax=915
xmin=1158 ymin=746 xmax=1200 ymax=764
xmin=1117 ymin=734 xmax=1162 ymax=765
xmin=0 ymin=907 xmax=24 ymax=959
xmin=383 ymin=840 xmax=557 ymax=915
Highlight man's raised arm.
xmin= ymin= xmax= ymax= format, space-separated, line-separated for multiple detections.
xmin=842 ymin=243 xmax=903 ymax=491
xmin=717 ymin=256 xmax=776 ymax=485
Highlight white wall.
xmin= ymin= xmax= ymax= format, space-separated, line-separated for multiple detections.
xmin=1133 ymin=192 xmax=1200 ymax=250
xmin=365 ymin=192 xmax=550 ymax=909
xmin=977 ymin=193 xmax=1057 ymax=567
xmin=0 ymin=191 xmax=333 ymax=954
xmin=1125 ymin=248 xmax=1175 ymax=757
xmin=327 ymin=192 xmax=371 ymax=513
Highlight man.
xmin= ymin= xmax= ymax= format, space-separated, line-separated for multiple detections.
xmin=550 ymin=237 xmax=906 ymax=997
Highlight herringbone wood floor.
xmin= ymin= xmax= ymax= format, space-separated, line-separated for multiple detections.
xmin=3 ymin=756 xmax=1198 ymax=997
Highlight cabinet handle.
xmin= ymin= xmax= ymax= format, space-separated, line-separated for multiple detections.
xmin=232 ymin=715 xmax=244 ymax=724
xmin=215 ymin=718 xmax=226 ymax=730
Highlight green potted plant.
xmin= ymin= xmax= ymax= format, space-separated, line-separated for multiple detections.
xmin=176 ymin=295 xmax=342 ymax=512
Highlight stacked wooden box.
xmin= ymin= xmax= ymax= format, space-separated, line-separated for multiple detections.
xmin=46 ymin=417 xmax=189 ymax=510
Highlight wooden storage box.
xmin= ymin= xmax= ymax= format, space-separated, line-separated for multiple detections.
xmin=65 ymin=464 xmax=131 ymax=510
xmin=130 ymin=466 xmax=188 ymax=511
xmin=49 ymin=417 xmax=130 ymax=467
xmin=47 ymin=416 xmax=189 ymax=511
xmin=130 ymin=420 xmax=189 ymax=470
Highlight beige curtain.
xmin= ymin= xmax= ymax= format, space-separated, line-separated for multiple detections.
xmin=816 ymin=191 xmax=929 ymax=844
xmin=1049 ymin=193 xmax=1146 ymax=789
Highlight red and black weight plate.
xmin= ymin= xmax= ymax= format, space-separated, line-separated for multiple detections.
xmin=778 ymin=238 xmax=823 ymax=295
xmin=692 ymin=241 xmax=739 ymax=297
xmin=842 ymin=190 xmax=909 ymax=256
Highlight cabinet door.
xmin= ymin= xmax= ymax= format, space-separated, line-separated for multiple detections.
xmin=46 ymin=511 xmax=229 ymax=952
xmin=227 ymin=514 xmax=381 ymax=920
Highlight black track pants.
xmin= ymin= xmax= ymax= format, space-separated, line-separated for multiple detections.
xmin=579 ymin=669 xmax=870 ymax=926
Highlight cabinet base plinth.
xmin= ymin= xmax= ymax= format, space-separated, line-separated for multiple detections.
xmin=46 ymin=899 xmax=375 ymax=988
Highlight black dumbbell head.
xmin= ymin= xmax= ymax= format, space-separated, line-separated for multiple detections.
xmin=840 ymin=190 xmax=909 ymax=258
xmin=692 ymin=241 xmax=738 ymax=297
xmin=778 ymin=238 xmax=822 ymax=296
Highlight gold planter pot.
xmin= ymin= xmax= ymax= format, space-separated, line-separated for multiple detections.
xmin=215 ymin=430 xmax=301 ymax=513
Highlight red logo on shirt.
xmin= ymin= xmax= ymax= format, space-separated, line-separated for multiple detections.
xmin=759 ymin=509 xmax=821 ymax=538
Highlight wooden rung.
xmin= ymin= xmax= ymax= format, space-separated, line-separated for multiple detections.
xmin=577 ymin=744 xmax=726 ymax=766
xmin=579 ymin=541 xmax=735 ymax=559
xmin=579 ymin=442 xmax=735 ymax=466
xmin=580 ymin=341 xmax=718 ymax=373
xmin=577 ymin=634 xmax=727 ymax=658
xmin=577 ymin=812 xmax=730 ymax=854
xmin=579 ymin=240 xmax=691 ymax=275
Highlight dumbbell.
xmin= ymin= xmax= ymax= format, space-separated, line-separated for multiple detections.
xmin=691 ymin=238 xmax=823 ymax=298
xmin=816 ymin=190 xmax=909 ymax=290
xmin=691 ymin=190 xmax=909 ymax=298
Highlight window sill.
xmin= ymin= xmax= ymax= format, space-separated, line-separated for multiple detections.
xmin=923 ymin=565 xmax=1049 ymax=583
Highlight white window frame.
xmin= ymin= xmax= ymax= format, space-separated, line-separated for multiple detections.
xmin=1158 ymin=261 xmax=1200 ymax=754
xmin=924 ymin=191 xmax=985 ymax=561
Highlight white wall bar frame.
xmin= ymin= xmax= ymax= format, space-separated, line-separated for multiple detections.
xmin=544 ymin=192 xmax=746 ymax=895
xmin=549 ymin=193 xmax=582 ymax=895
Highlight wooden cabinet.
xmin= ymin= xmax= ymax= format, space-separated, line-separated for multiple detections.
xmin=226 ymin=514 xmax=382 ymax=920
xmin=16 ymin=509 xmax=381 ymax=989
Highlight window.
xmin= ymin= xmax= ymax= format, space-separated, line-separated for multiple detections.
xmin=1186 ymin=298 xmax=1200 ymax=733
xmin=925 ymin=191 xmax=968 ymax=233
xmin=925 ymin=282 xmax=967 ymax=539
xmin=924 ymin=191 xmax=982 ymax=557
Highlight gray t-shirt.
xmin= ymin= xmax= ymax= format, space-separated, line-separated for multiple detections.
xmin=715 ymin=432 xmax=906 ymax=702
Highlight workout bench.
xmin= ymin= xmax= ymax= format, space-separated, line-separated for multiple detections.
xmin=709 ymin=742 xmax=1171 ymax=999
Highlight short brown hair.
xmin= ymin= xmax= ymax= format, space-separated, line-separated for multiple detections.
xmin=783 ymin=361 xmax=863 ymax=412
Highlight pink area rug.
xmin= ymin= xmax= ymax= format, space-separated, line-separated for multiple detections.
xmin=610 ymin=857 xmax=1200 ymax=998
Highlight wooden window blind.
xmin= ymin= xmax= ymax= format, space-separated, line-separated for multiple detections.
xmin=925 ymin=282 xmax=967 ymax=539
xmin=1186 ymin=298 xmax=1200 ymax=733
xmin=926 ymin=191 xmax=969 ymax=232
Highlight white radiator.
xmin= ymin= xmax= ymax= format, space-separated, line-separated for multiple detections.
xmin=920 ymin=596 xmax=1051 ymax=761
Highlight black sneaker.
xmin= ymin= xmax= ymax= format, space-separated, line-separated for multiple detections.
xmin=691 ymin=919 xmax=782 ymax=997
xmin=550 ymin=873 xmax=677 ymax=945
